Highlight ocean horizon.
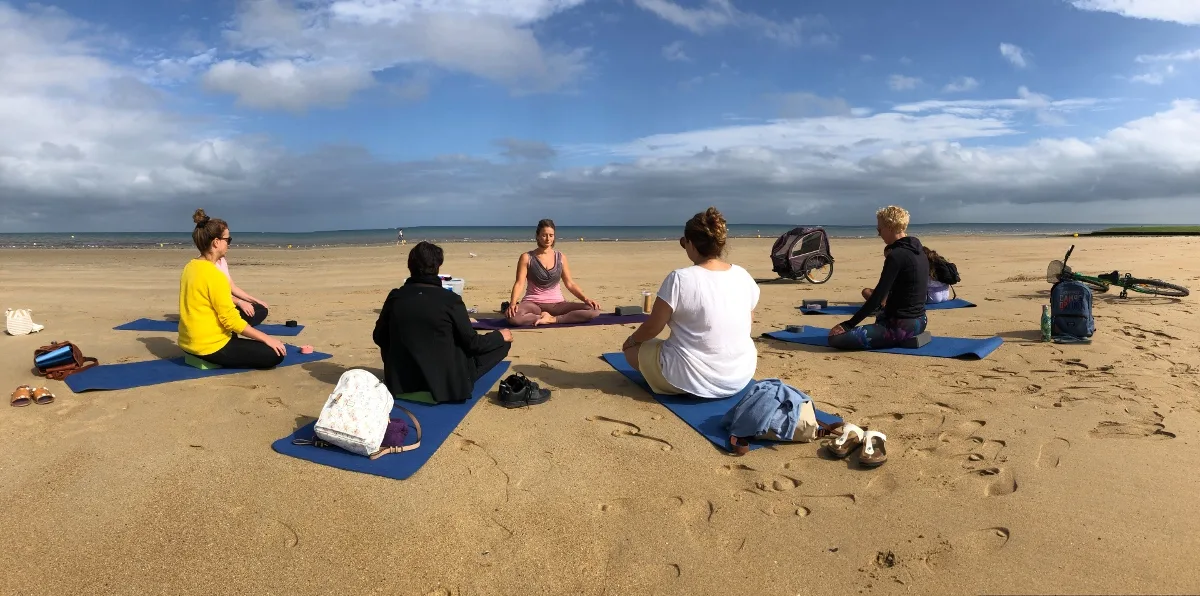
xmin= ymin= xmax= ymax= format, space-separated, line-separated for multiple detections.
xmin=0 ymin=223 xmax=1127 ymax=249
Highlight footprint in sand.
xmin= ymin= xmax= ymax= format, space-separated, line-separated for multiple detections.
xmin=971 ymin=468 xmax=1019 ymax=497
xmin=586 ymin=415 xmax=674 ymax=451
xmin=962 ymin=439 xmax=1007 ymax=467
xmin=938 ymin=420 xmax=986 ymax=443
xmin=862 ymin=473 xmax=898 ymax=498
xmin=716 ymin=463 xmax=757 ymax=475
xmin=1089 ymin=421 xmax=1176 ymax=440
xmin=1036 ymin=438 xmax=1071 ymax=469
xmin=755 ymin=476 xmax=801 ymax=492
xmin=888 ymin=411 xmax=947 ymax=435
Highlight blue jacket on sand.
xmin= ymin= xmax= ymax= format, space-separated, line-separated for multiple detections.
xmin=721 ymin=379 xmax=810 ymax=440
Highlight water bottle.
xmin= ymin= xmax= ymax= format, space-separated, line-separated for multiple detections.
xmin=1040 ymin=305 xmax=1052 ymax=342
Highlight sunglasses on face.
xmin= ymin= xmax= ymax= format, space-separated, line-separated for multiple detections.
xmin=219 ymin=235 xmax=232 ymax=244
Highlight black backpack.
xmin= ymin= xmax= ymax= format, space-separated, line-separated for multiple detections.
xmin=931 ymin=256 xmax=961 ymax=285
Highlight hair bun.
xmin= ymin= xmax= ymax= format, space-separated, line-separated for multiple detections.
xmin=703 ymin=207 xmax=728 ymax=243
xmin=192 ymin=208 xmax=210 ymax=228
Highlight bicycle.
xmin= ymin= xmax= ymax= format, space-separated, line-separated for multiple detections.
xmin=1047 ymin=245 xmax=1190 ymax=298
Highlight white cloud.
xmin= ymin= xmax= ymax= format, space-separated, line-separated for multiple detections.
xmin=896 ymin=86 xmax=1098 ymax=125
xmin=632 ymin=0 xmax=834 ymax=46
xmin=1000 ymin=43 xmax=1029 ymax=68
xmin=1130 ymin=64 xmax=1175 ymax=84
xmin=1130 ymin=49 xmax=1195 ymax=85
xmin=199 ymin=0 xmax=590 ymax=110
xmin=860 ymin=54 xmax=875 ymax=62
xmin=1067 ymin=0 xmax=1200 ymax=25
xmin=662 ymin=41 xmax=689 ymax=62
xmin=943 ymin=76 xmax=980 ymax=93
xmin=888 ymin=74 xmax=922 ymax=91
xmin=6 ymin=2 xmax=1200 ymax=231
xmin=1136 ymin=48 xmax=1200 ymax=62
xmin=202 ymin=60 xmax=376 ymax=111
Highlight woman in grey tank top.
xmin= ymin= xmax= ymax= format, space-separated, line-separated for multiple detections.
xmin=505 ymin=219 xmax=602 ymax=327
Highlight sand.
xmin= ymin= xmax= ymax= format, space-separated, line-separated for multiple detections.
xmin=2 ymin=235 xmax=1199 ymax=595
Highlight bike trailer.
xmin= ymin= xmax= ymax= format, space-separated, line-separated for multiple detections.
xmin=770 ymin=227 xmax=835 ymax=283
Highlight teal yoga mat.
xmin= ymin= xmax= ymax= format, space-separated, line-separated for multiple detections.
xmin=600 ymin=353 xmax=843 ymax=453
xmin=114 ymin=318 xmax=304 ymax=336
xmin=64 ymin=345 xmax=331 ymax=392
xmin=271 ymin=362 xmax=510 ymax=480
xmin=763 ymin=326 xmax=1003 ymax=360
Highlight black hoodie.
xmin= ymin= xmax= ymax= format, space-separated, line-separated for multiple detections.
xmin=840 ymin=236 xmax=929 ymax=330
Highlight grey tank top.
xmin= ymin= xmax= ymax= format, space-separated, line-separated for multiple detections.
xmin=527 ymin=250 xmax=562 ymax=289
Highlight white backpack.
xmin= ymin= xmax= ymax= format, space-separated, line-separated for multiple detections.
xmin=6 ymin=308 xmax=45 ymax=336
xmin=314 ymin=369 xmax=394 ymax=456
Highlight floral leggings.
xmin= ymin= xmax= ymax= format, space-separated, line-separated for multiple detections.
xmin=830 ymin=314 xmax=928 ymax=350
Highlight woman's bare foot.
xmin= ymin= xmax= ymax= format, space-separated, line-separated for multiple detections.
xmin=534 ymin=311 xmax=557 ymax=326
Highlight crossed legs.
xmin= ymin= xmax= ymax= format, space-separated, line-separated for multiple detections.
xmin=507 ymin=301 xmax=601 ymax=327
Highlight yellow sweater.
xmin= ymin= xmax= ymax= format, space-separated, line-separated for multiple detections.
xmin=178 ymin=259 xmax=248 ymax=356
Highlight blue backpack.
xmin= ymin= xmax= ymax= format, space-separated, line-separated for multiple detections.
xmin=1050 ymin=279 xmax=1094 ymax=342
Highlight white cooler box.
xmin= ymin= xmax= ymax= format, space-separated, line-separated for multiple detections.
xmin=439 ymin=275 xmax=465 ymax=296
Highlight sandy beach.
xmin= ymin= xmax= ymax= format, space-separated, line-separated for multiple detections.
xmin=2 ymin=235 xmax=1199 ymax=595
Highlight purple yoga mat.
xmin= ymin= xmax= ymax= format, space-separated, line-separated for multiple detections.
xmin=471 ymin=313 xmax=649 ymax=330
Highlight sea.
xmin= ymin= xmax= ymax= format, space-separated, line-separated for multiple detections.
xmin=0 ymin=223 xmax=1111 ymax=249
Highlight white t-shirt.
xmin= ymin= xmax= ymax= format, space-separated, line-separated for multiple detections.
xmin=656 ymin=264 xmax=760 ymax=398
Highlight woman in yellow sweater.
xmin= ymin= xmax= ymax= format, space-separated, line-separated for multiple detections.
xmin=179 ymin=210 xmax=286 ymax=369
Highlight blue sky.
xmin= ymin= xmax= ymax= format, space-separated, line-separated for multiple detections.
xmin=1 ymin=0 xmax=1199 ymax=231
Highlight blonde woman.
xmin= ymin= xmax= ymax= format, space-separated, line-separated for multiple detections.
xmin=829 ymin=205 xmax=929 ymax=350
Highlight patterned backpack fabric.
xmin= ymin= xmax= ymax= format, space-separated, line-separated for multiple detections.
xmin=1050 ymin=279 xmax=1095 ymax=342
xmin=315 ymin=369 xmax=395 ymax=456
xmin=6 ymin=308 xmax=45 ymax=336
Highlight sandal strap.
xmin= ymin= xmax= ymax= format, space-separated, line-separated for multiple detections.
xmin=833 ymin=424 xmax=864 ymax=446
xmin=861 ymin=431 xmax=887 ymax=456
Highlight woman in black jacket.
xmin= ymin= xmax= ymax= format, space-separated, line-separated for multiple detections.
xmin=829 ymin=206 xmax=929 ymax=350
xmin=373 ymin=242 xmax=513 ymax=402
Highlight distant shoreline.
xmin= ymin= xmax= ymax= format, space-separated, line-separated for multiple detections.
xmin=1088 ymin=226 xmax=1200 ymax=237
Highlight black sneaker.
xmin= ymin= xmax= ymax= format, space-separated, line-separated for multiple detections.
xmin=499 ymin=373 xmax=551 ymax=408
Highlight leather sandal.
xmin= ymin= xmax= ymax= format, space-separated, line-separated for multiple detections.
xmin=31 ymin=387 xmax=55 ymax=405
xmin=859 ymin=431 xmax=888 ymax=468
xmin=826 ymin=423 xmax=865 ymax=458
xmin=11 ymin=385 xmax=33 ymax=407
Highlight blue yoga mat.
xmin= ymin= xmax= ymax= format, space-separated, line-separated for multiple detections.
xmin=600 ymin=353 xmax=843 ymax=453
xmin=114 ymin=318 xmax=304 ymax=336
xmin=798 ymin=298 xmax=976 ymax=315
xmin=271 ymin=362 xmax=511 ymax=480
xmin=64 ymin=345 xmax=332 ymax=392
xmin=763 ymin=326 xmax=1003 ymax=360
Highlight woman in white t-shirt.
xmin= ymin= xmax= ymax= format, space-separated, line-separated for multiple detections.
xmin=621 ymin=207 xmax=760 ymax=398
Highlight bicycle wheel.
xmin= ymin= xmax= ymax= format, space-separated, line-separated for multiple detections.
xmin=1124 ymin=277 xmax=1190 ymax=297
xmin=803 ymin=255 xmax=834 ymax=284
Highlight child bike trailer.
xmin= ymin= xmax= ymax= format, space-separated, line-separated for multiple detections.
xmin=770 ymin=227 xmax=835 ymax=283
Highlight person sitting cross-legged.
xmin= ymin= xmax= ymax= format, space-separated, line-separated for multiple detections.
xmin=621 ymin=207 xmax=760 ymax=398
xmin=830 ymin=205 xmax=929 ymax=350
xmin=373 ymin=241 xmax=513 ymax=403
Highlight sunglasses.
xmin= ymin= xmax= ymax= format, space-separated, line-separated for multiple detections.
xmin=219 ymin=235 xmax=233 ymax=244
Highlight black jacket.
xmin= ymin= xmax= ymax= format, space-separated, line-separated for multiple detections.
xmin=841 ymin=236 xmax=929 ymax=330
xmin=373 ymin=276 xmax=507 ymax=403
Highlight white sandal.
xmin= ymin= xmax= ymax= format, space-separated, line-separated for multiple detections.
xmin=859 ymin=430 xmax=888 ymax=467
xmin=827 ymin=423 xmax=865 ymax=458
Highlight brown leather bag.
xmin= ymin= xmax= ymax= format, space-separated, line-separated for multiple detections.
xmin=33 ymin=341 xmax=99 ymax=380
